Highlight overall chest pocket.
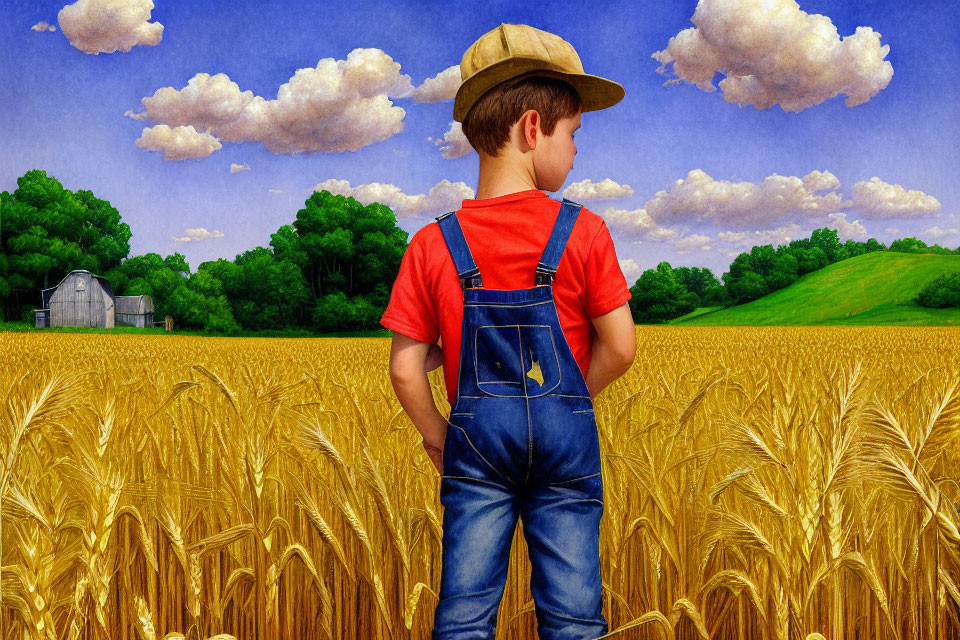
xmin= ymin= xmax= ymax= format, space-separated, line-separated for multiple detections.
xmin=474 ymin=324 xmax=561 ymax=397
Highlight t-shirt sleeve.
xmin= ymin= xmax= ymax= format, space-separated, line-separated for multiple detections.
xmin=380 ymin=229 xmax=440 ymax=343
xmin=582 ymin=220 xmax=632 ymax=318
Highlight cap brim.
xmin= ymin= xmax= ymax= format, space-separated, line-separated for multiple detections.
xmin=454 ymin=62 xmax=625 ymax=122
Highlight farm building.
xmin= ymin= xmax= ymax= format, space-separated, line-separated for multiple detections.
xmin=115 ymin=294 xmax=154 ymax=328
xmin=34 ymin=269 xmax=154 ymax=329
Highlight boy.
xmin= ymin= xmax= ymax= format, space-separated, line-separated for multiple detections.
xmin=381 ymin=23 xmax=636 ymax=640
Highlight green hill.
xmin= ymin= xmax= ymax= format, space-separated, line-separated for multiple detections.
xmin=670 ymin=251 xmax=960 ymax=326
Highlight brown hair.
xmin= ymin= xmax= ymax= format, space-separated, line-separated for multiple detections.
xmin=461 ymin=76 xmax=582 ymax=158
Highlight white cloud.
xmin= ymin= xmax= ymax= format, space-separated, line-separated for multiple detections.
xmin=172 ymin=228 xmax=225 ymax=242
xmin=135 ymin=125 xmax=222 ymax=161
xmin=31 ymin=21 xmax=56 ymax=32
xmin=924 ymin=225 xmax=959 ymax=240
xmin=598 ymin=169 xmax=942 ymax=258
xmin=597 ymin=205 xmax=712 ymax=256
xmin=230 ymin=162 xmax=250 ymax=174
xmin=599 ymin=206 xmax=679 ymax=243
xmin=802 ymin=169 xmax=842 ymax=193
xmin=717 ymin=223 xmax=805 ymax=248
xmin=563 ymin=178 xmax=635 ymax=201
xmin=313 ymin=178 xmax=474 ymax=218
xmin=58 ymin=0 xmax=163 ymax=54
xmin=848 ymin=177 xmax=942 ymax=219
xmin=884 ymin=227 xmax=899 ymax=234
xmin=129 ymin=72 xmax=255 ymax=129
xmin=825 ymin=212 xmax=868 ymax=241
xmin=640 ymin=169 xmax=850 ymax=229
xmin=714 ymin=214 xmax=866 ymax=248
xmin=652 ymin=0 xmax=893 ymax=111
xmin=411 ymin=65 xmax=461 ymax=102
xmin=673 ymin=233 xmax=713 ymax=254
xmin=269 ymin=189 xmax=284 ymax=194
xmin=127 ymin=48 xmax=415 ymax=156
xmin=432 ymin=121 xmax=474 ymax=159
xmin=619 ymin=258 xmax=641 ymax=284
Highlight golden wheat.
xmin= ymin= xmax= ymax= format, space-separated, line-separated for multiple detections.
xmin=0 ymin=326 xmax=956 ymax=639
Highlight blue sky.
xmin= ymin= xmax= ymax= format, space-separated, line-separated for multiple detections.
xmin=2 ymin=0 xmax=957 ymax=282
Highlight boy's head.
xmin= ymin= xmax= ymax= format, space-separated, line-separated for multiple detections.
xmin=461 ymin=75 xmax=581 ymax=158
xmin=454 ymin=24 xmax=624 ymax=190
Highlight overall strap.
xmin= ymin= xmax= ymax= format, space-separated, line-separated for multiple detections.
xmin=535 ymin=198 xmax=582 ymax=286
xmin=435 ymin=211 xmax=483 ymax=289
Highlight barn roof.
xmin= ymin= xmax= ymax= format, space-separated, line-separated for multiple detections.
xmin=41 ymin=270 xmax=115 ymax=307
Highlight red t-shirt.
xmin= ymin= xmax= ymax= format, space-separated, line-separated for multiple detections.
xmin=380 ymin=188 xmax=632 ymax=407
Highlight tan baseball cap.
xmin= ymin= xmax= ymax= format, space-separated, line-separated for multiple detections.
xmin=454 ymin=23 xmax=625 ymax=123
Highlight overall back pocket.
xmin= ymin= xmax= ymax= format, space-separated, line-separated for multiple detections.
xmin=474 ymin=324 xmax=560 ymax=397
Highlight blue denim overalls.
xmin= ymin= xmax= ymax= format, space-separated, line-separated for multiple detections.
xmin=431 ymin=198 xmax=607 ymax=640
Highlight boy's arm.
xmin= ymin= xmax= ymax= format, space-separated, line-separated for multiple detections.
xmin=580 ymin=217 xmax=635 ymax=399
xmin=388 ymin=332 xmax=448 ymax=452
xmin=585 ymin=303 xmax=636 ymax=400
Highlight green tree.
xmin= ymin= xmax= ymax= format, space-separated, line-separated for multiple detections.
xmin=106 ymin=251 xmax=239 ymax=333
xmin=164 ymin=252 xmax=190 ymax=275
xmin=628 ymin=261 xmax=699 ymax=323
xmin=311 ymin=291 xmax=381 ymax=331
xmin=294 ymin=191 xmax=406 ymax=320
xmin=0 ymin=169 xmax=131 ymax=320
xmin=203 ymin=250 xmax=309 ymax=330
xmin=722 ymin=252 xmax=770 ymax=305
xmin=726 ymin=270 xmax=768 ymax=305
xmin=270 ymin=225 xmax=308 ymax=269
xmin=795 ymin=246 xmax=829 ymax=274
xmin=766 ymin=251 xmax=800 ymax=290
xmin=916 ymin=272 xmax=960 ymax=308
xmin=889 ymin=237 xmax=928 ymax=253
xmin=810 ymin=227 xmax=847 ymax=263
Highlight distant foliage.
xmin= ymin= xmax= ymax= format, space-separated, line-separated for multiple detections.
xmin=889 ymin=237 xmax=958 ymax=255
xmin=0 ymin=169 xmax=131 ymax=321
xmin=626 ymin=228 xmax=897 ymax=323
xmin=4 ymin=170 xmax=959 ymax=332
xmin=916 ymin=272 xmax=960 ymax=308
xmin=105 ymin=251 xmax=241 ymax=334
xmin=717 ymin=229 xmax=889 ymax=308
xmin=195 ymin=189 xmax=406 ymax=332
xmin=628 ymin=261 xmax=701 ymax=323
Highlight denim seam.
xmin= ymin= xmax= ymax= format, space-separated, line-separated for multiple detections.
xmin=550 ymin=472 xmax=601 ymax=485
xmin=451 ymin=424 xmax=517 ymax=487
xmin=546 ymin=285 xmax=593 ymax=397
xmin=464 ymin=301 xmax=552 ymax=308
xmin=439 ymin=474 xmax=514 ymax=491
xmin=524 ymin=380 xmax=532 ymax=486
xmin=535 ymin=607 xmax=605 ymax=625
xmin=456 ymin=393 xmax=591 ymax=399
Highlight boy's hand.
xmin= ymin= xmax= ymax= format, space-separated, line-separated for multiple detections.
xmin=422 ymin=439 xmax=443 ymax=474
xmin=425 ymin=343 xmax=444 ymax=372
xmin=388 ymin=333 xmax=448 ymax=474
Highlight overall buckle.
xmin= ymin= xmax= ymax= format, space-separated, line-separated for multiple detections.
xmin=534 ymin=267 xmax=556 ymax=286
xmin=461 ymin=274 xmax=483 ymax=290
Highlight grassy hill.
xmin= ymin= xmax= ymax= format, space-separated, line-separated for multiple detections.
xmin=670 ymin=251 xmax=960 ymax=326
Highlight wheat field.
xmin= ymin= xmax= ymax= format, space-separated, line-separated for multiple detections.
xmin=0 ymin=326 xmax=957 ymax=640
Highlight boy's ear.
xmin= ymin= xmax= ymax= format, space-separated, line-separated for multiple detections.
xmin=519 ymin=110 xmax=541 ymax=149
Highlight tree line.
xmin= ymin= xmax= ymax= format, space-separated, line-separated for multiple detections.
xmin=0 ymin=169 xmax=405 ymax=333
xmin=628 ymin=229 xmax=960 ymax=322
xmin=1 ymin=169 xmax=958 ymax=332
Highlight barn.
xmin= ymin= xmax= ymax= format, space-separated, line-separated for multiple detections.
xmin=115 ymin=294 xmax=154 ymax=328
xmin=34 ymin=270 xmax=154 ymax=329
